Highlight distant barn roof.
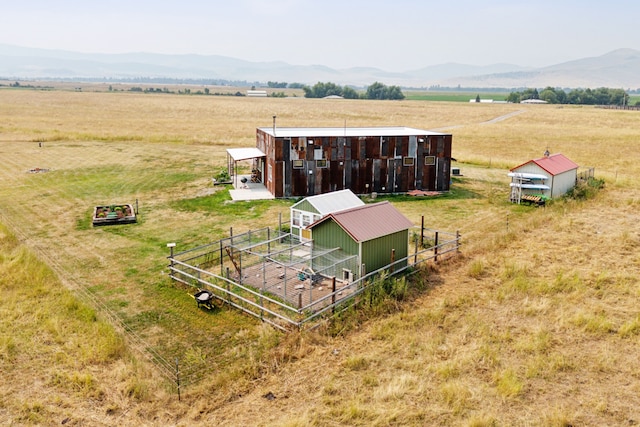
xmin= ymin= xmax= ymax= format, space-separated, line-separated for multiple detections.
xmin=309 ymin=201 xmax=413 ymax=243
xmin=511 ymin=153 xmax=579 ymax=176
xmin=257 ymin=126 xmax=447 ymax=138
xmin=521 ymin=99 xmax=548 ymax=104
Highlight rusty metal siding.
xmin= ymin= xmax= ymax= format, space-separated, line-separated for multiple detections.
xmin=373 ymin=159 xmax=382 ymax=192
xmin=283 ymin=139 xmax=291 ymax=197
xmin=291 ymin=165 xmax=306 ymax=196
xmin=273 ymin=161 xmax=284 ymax=197
xmin=319 ymin=167 xmax=330 ymax=194
xmin=401 ymin=160 xmax=414 ymax=192
xmin=307 ymin=160 xmax=316 ymax=196
xmin=368 ymin=137 xmax=380 ymax=159
xmin=330 ymin=161 xmax=344 ymax=192
xmin=422 ymin=161 xmax=436 ymax=190
xmin=257 ymin=128 xmax=452 ymax=197
xmin=352 ymin=160 xmax=362 ymax=192
xmin=409 ymin=135 xmax=417 ymax=157
xmin=436 ymin=135 xmax=452 ymax=191
xmin=365 ymin=159 xmax=373 ymax=192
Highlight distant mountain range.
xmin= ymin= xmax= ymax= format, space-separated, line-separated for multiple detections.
xmin=1 ymin=44 xmax=639 ymax=89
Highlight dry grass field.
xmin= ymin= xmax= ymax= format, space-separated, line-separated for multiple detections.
xmin=1 ymin=88 xmax=640 ymax=426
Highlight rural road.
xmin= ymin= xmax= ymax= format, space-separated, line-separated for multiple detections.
xmin=431 ymin=109 xmax=526 ymax=132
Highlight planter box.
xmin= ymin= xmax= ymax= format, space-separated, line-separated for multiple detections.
xmin=92 ymin=204 xmax=137 ymax=226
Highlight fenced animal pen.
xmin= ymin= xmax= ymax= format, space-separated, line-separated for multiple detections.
xmin=168 ymin=225 xmax=460 ymax=331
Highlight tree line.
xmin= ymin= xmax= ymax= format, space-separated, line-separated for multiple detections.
xmin=302 ymin=81 xmax=404 ymax=100
xmin=507 ymin=87 xmax=630 ymax=105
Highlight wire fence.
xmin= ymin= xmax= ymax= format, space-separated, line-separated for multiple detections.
xmin=168 ymin=226 xmax=461 ymax=331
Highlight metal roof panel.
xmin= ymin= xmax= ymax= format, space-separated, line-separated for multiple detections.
xmin=257 ymin=126 xmax=448 ymax=138
xmin=227 ymin=147 xmax=266 ymax=161
xmin=311 ymin=201 xmax=414 ymax=243
xmin=292 ymin=189 xmax=364 ymax=215
xmin=510 ymin=153 xmax=578 ymax=176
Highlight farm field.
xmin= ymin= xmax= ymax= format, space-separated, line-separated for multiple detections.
xmin=404 ymin=90 xmax=510 ymax=102
xmin=1 ymin=89 xmax=640 ymax=426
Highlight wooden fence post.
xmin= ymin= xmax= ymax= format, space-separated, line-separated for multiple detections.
xmin=456 ymin=230 xmax=460 ymax=253
xmin=332 ymin=276 xmax=336 ymax=314
xmin=434 ymin=231 xmax=439 ymax=263
xmin=175 ymin=358 xmax=181 ymax=402
xmin=220 ymin=240 xmax=224 ymax=276
xmin=261 ymin=258 xmax=266 ymax=320
xmin=226 ymin=267 xmax=231 ymax=306
xmin=283 ymin=264 xmax=287 ymax=299
xmin=390 ymin=249 xmax=395 ymax=274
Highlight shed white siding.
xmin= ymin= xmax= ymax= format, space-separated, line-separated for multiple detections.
xmin=512 ymin=163 xmax=577 ymax=198
xmin=549 ymin=169 xmax=577 ymax=198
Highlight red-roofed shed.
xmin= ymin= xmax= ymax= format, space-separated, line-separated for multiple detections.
xmin=510 ymin=153 xmax=579 ymax=200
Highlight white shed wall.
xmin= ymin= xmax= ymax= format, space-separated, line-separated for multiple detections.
xmin=550 ymin=170 xmax=577 ymax=198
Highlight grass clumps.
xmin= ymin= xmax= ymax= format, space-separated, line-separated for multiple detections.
xmin=494 ymin=368 xmax=524 ymax=398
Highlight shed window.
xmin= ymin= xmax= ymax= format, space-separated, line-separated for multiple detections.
xmin=302 ymin=214 xmax=313 ymax=227
xmin=316 ymin=159 xmax=327 ymax=168
xmin=293 ymin=159 xmax=304 ymax=169
xmin=425 ymin=156 xmax=436 ymax=166
xmin=403 ymin=157 xmax=415 ymax=166
xmin=292 ymin=210 xmax=301 ymax=227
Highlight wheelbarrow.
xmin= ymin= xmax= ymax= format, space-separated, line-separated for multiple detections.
xmin=193 ymin=289 xmax=214 ymax=310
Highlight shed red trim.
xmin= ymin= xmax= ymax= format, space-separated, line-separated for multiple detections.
xmin=510 ymin=153 xmax=578 ymax=176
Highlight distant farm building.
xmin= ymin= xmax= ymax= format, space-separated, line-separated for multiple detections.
xmin=290 ymin=189 xmax=364 ymax=241
xmin=247 ymin=90 xmax=267 ymax=97
xmin=249 ymin=126 xmax=453 ymax=198
xmin=509 ymin=153 xmax=579 ymax=203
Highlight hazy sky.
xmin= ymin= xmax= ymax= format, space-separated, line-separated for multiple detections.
xmin=1 ymin=0 xmax=638 ymax=71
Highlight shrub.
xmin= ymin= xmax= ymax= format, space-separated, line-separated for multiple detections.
xmin=565 ymin=177 xmax=605 ymax=200
xmin=214 ymin=169 xmax=231 ymax=182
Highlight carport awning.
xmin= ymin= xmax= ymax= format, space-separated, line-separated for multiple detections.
xmin=227 ymin=148 xmax=266 ymax=161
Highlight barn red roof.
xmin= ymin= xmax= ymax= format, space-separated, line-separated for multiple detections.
xmin=511 ymin=153 xmax=578 ymax=176
xmin=309 ymin=201 xmax=414 ymax=243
